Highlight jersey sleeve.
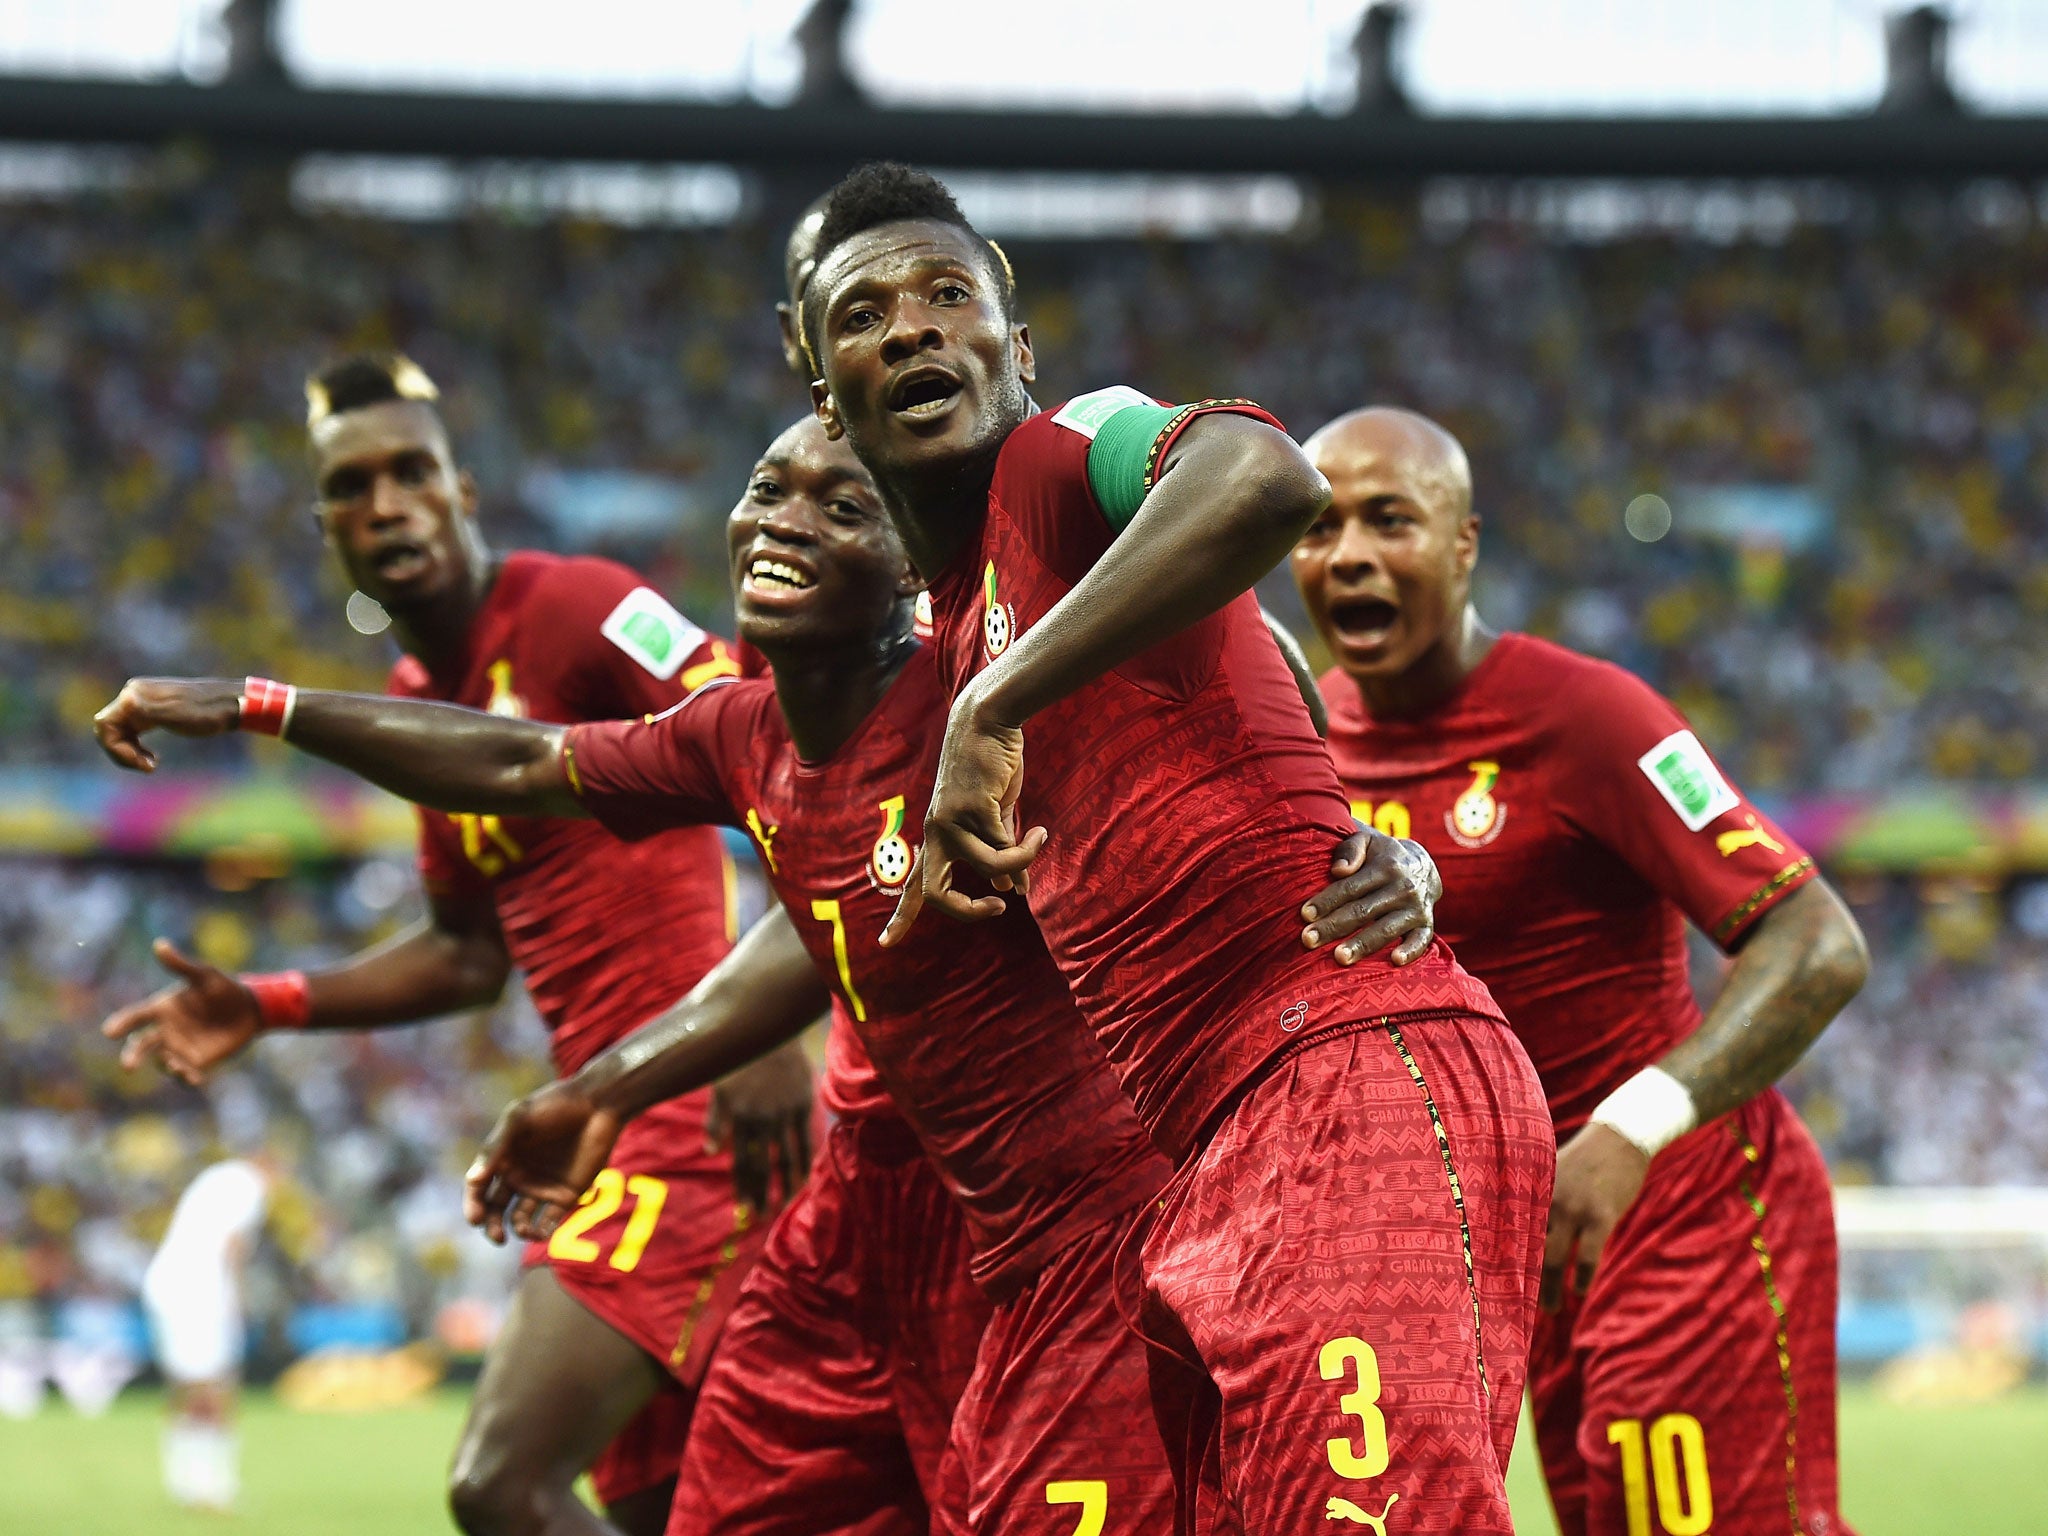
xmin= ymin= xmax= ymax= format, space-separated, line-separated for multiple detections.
xmin=563 ymin=677 xmax=759 ymax=842
xmin=549 ymin=558 xmax=740 ymax=721
xmin=1002 ymin=390 xmax=1289 ymax=583
xmin=1556 ymin=662 xmax=1817 ymax=949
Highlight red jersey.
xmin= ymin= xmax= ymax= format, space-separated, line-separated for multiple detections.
xmin=564 ymin=648 xmax=1169 ymax=1297
xmin=1323 ymin=633 xmax=1818 ymax=1137
xmin=734 ymin=624 xmax=895 ymax=1123
xmin=390 ymin=550 xmax=741 ymax=1077
xmin=923 ymin=401 xmax=1500 ymax=1158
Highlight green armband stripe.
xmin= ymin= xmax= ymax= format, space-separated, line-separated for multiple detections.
xmin=1086 ymin=401 xmax=1181 ymax=531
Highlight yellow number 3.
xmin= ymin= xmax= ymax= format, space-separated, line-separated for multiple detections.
xmin=1320 ymin=1336 xmax=1391 ymax=1479
xmin=1046 ymin=1480 xmax=1106 ymax=1536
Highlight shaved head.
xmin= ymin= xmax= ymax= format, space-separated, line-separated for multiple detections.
xmin=1291 ymin=406 xmax=1491 ymax=717
xmin=778 ymin=194 xmax=833 ymax=380
xmin=1302 ymin=407 xmax=1472 ymax=524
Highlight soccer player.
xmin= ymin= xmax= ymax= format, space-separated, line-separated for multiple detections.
xmin=93 ymin=413 xmax=1441 ymax=1536
xmin=1294 ymin=406 xmax=1870 ymax=1536
xmin=797 ymin=163 xmax=1555 ymax=1535
xmin=95 ymin=354 xmax=809 ymax=1536
xmin=140 ymin=1154 xmax=275 ymax=1512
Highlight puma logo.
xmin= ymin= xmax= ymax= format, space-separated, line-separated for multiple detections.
xmin=1715 ymin=815 xmax=1785 ymax=858
xmin=1324 ymin=1493 xmax=1398 ymax=1531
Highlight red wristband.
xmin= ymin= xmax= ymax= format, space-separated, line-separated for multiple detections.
xmin=239 ymin=677 xmax=297 ymax=738
xmin=241 ymin=970 xmax=312 ymax=1030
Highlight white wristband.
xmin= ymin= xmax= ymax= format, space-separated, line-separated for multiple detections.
xmin=1589 ymin=1066 xmax=1697 ymax=1158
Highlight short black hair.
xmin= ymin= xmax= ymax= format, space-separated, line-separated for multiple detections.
xmin=801 ymin=162 xmax=1015 ymax=368
xmin=304 ymin=352 xmax=441 ymax=428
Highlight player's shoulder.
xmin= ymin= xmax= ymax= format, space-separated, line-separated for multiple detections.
xmin=1491 ymin=634 xmax=1690 ymax=762
xmin=522 ymin=554 xmax=713 ymax=682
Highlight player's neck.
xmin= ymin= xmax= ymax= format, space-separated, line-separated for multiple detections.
xmin=772 ymin=628 xmax=920 ymax=763
xmin=391 ymin=551 xmax=501 ymax=672
xmin=1355 ymin=606 xmax=1496 ymax=721
xmin=870 ymin=399 xmax=1033 ymax=581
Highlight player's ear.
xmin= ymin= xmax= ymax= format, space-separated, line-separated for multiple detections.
xmin=775 ymin=303 xmax=804 ymax=377
xmin=458 ymin=468 xmax=481 ymax=520
xmin=1012 ymin=324 xmax=1035 ymax=385
xmin=812 ymin=382 xmax=845 ymax=441
xmin=1456 ymin=512 xmax=1481 ymax=574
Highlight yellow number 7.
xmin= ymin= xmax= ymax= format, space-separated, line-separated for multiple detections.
xmin=810 ymin=899 xmax=868 ymax=1022
xmin=1046 ymin=1481 xmax=1106 ymax=1536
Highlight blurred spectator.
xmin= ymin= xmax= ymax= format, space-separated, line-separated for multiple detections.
xmin=1 ymin=170 xmax=2044 ymax=789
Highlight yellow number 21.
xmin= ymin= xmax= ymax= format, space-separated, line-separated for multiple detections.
xmin=546 ymin=1170 xmax=669 ymax=1273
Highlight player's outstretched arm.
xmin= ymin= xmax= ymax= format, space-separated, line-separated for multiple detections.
xmin=1542 ymin=878 xmax=1868 ymax=1308
xmin=93 ymin=676 xmax=583 ymax=819
xmin=467 ymin=905 xmax=829 ymax=1243
xmin=102 ymin=892 xmax=510 ymax=1085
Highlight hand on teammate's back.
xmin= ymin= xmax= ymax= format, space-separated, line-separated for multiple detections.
xmin=1539 ymin=1121 xmax=1651 ymax=1311
xmin=1298 ymin=829 xmax=1442 ymax=965
xmin=92 ymin=678 xmax=245 ymax=772
xmin=100 ymin=938 xmax=264 ymax=1086
xmin=465 ymin=1081 xmax=624 ymax=1245
xmin=881 ymin=691 xmax=1047 ymax=947
xmin=708 ymin=1039 xmax=816 ymax=1214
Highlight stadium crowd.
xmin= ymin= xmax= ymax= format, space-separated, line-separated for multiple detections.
xmin=2 ymin=172 xmax=2045 ymax=788
xmin=3 ymin=167 xmax=2046 ymax=1339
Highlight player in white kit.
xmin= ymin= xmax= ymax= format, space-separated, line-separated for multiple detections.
xmin=141 ymin=1156 xmax=274 ymax=1512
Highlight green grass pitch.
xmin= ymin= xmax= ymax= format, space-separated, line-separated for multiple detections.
xmin=0 ymin=1384 xmax=2041 ymax=1534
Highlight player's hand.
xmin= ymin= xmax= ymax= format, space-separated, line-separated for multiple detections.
xmin=1539 ymin=1121 xmax=1651 ymax=1312
xmin=93 ymin=677 xmax=244 ymax=772
xmin=465 ymin=1080 xmax=623 ymax=1246
xmin=881 ymin=688 xmax=1047 ymax=947
xmin=709 ymin=1039 xmax=815 ymax=1215
xmin=99 ymin=937 xmax=263 ymax=1087
xmin=1298 ymin=829 xmax=1441 ymax=966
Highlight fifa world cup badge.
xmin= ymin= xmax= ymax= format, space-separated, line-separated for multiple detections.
xmin=1446 ymin=760 xmax=1506 ymax=848
xmin=869 ymin=795 xmax=915 ymax=891
xmin=982 ymin=561 xmax=1014 ymax=660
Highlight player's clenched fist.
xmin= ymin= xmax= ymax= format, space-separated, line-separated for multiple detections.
xmin=466 ymin=1081 xmax=624 ymax=1246
xmin=94 ymin=677 xmax=244 ymax=772
xmin=1539 ymin=1121 xmax=1651 ymax=1311
xmin=100 ymin=937 xmax=264 ymax=1087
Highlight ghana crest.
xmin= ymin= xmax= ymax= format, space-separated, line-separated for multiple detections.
xmin=1446 ymin=760 xmax=1506 ymax=848
xmin=869 ymin=795 xmax=915 ymax=891
xmin=982 ymin=561 xmax=1014 ymax=660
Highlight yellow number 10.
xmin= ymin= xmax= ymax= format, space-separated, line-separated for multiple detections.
xmin=810 ymin=899 xmax=869 ymax=1022
xmin=1319 ymin=1336 xmax=1390 ymax=1479
xmin=1607 ymin=1414 xmax=1713 ymax=1536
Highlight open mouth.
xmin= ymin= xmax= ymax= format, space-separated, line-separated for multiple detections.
xmin=746 ymin=556 xmax=816 ymax=592
xmin=888 ymin=368 xmax=962 ymax=421
xmin=1328 ymin=596 xmax=1399 ymax=645
xmin=370 ymin=541 xmax=430 ymax=583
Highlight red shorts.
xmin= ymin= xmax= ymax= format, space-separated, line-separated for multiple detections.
xmin=1132 ymin=1015 xmax=1554 ymax=1536
xmin=526 ymin=1092 xmax=765 ymax=1389
xmin=589 ymin=1383 xmax=695 ymax=1506
xmin=1531 ymin=1090 xmax=1853 ymax=1536
xmin=667 ymin=1113 xmax=992 ymax=1536
xmin=937 ymin=1208 xmax=1175 ymax=1536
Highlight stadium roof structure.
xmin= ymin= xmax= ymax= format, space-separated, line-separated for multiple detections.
xmin=3 ymin=75 xmax=2048 ymax=180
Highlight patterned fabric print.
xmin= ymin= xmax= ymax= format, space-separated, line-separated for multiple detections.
xmin=1526 ymin=1091 xmax=1855 ymax=1536
xmin=1132 ymin=1019 xmax=1552 ymax=1536
xmin=668 ymin=1119 xmax=991 ymax=1536
xmin=935 ymin=1209 xmax=1175 ymax=1536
